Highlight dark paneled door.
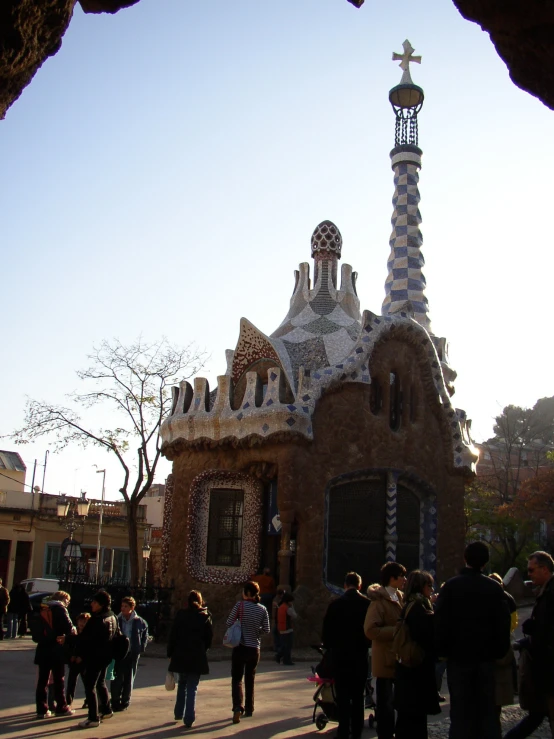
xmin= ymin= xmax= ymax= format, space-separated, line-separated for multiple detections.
xmin=327 ymin=476 xmax=386 ymax=590
xmin=13 ymin=541 xmax=32 ymax=584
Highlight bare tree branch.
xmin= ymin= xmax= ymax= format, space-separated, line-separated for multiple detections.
xmin=9 ymin=336 xmax=207 ymax=581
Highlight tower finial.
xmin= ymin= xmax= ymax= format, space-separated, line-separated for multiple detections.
xmin=389 ymin=40 xmax=424 ymax=147
xmin=382 ymin=43 xmax=431 ymax=332
xmin=392 ymin=39 xmax=421 ymax=85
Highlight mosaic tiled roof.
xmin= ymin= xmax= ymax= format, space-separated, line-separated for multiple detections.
xmin=161 ymin=191 xmax=474 ymax=472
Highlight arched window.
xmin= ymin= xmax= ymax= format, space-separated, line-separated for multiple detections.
xmin=389 ymin=372 xmax=401 ymax=431
xmin=369 ymin=379 xmax=383 ymax=415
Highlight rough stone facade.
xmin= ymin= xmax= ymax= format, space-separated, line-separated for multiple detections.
xmin=163 ymin=330 xmax=470 ymax=644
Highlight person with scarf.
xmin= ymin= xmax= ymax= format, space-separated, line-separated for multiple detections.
xmin=393 ymin=570 xmax=440 ymax=739
xmin=111 ymin=596 xmax=149 ymax=712
xmin=32 ymin=590 xmax=75 ymax=718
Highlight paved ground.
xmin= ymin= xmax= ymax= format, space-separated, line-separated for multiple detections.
xmin=0 ymin=607 xmax=549 ymax=739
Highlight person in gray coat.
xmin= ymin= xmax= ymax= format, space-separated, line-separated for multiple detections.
xmin=167 ymin=590 xmax=213 ymax=729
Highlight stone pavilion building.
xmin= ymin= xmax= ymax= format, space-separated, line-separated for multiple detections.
xmin=160 ymin=43 xmax=477 ymax=641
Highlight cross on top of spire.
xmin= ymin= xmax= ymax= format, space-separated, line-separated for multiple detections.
xmin=392 ymin=39 xmax=421 ymax=85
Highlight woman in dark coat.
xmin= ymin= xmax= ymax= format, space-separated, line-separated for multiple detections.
xmin=167 ymin=590 xmax=213 ymax=729
xmin=394 ymin=570 xmax=441 ymax=739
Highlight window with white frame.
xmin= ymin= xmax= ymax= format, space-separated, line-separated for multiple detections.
xmin=112 ymin=549 xmax=130 ymax=581
xmin=44 ymin=544 xmax=61 ymax=577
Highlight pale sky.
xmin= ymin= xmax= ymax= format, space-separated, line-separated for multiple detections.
xmin=2 ymin=0 xmax=552 ymax=501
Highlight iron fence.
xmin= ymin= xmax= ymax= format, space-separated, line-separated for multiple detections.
xmin=57 ymin=576 xmax=174 ymax=641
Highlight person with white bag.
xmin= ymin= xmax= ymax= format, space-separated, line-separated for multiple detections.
xmin=225 ymin=581 xmax=270 ymax=724
xmin=167 ymin=590 xmax=213 ymax=729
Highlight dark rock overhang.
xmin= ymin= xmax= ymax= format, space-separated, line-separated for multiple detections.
xmin=1 ymin=1 xmax=553 ymax=120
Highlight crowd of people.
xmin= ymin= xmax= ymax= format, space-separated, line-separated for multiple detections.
xmin=28 ymin=589 xmax=149 ymax=729
xmin=9 ymin=542 xmax=554 ymax=736
xmin=164 ymin=545 xmax=554 ymax=739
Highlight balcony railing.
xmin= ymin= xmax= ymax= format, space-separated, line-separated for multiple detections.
xmin=37 ymin=496 xmax=146 ymax=522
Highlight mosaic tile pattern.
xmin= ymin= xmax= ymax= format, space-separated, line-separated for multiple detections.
xmin=161 ymin=308 xmax=477 ymax=473
xmin=186 ymin=470 xmax=263 ymax=584
xmin=160 ymin=474 xmax=174 ymax=580
xmin=385 ymin=471 xmax=398 ymax=561
xmin=382 ymin=146 xmax=432 ymax=332
xmin=420 ymin=493 xmax=438 ymax=577
xmin=161 ymin=217 xmax=477 ymax=474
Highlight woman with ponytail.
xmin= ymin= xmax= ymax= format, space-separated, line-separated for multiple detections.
xmin=167 ymin=590 xmax=213 ymax=729
xmin=226 ymin=581 xmax=270 ymax=724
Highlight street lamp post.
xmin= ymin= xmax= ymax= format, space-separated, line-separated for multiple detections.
xmin=57 ymin=492 xmax=90 ymax=581
xmin=142 ymin=543 xmax=151 ymax=587
xmin=94 ymin=469 xmax=106 ymax=584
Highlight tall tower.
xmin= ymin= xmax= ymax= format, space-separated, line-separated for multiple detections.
xmin=381 ymin=40 xmax=431 ymax=333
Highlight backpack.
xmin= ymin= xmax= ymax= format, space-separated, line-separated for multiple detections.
xmin=30 ymin=610 xmax=55 ymax=644
xmin=392 ymin=601 xmax=425 ymax=668
xmin=0 ymin=586 xmax=9 ymax=610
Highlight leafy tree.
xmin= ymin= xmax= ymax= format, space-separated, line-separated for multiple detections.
xmin=464 ymin=481 xmax=537 ymax=572
xmin=483 ymin=397 xmax=554 ymax=502
xmin=11 ymin=337 xmax=206 ymax=582
xmin=467 ymin=398 xmax=554 ymax=571
xmin=504 ymin=468 xmax=554 ymax=524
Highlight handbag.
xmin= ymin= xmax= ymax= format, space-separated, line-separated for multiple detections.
xmin=223 ymin=602 xmax=243 ymax=648
xmin=111 ymin=630 xmax=130 ymax=662
xmin=165 ymin=671 xmax=176 ymax=691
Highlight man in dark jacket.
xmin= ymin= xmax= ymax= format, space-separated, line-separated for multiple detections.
xmin=504 ymin=550 xmax=554 ymax=739
xmin=111 ymin=596 xmax=149 ymax=712
xmin=434 ymin=541 xmax=511 ymax=739
xmin=322 ymin=572 xmax=371 ymax=739
xmin=32 ymin=590 xmax=75 ymax=718
xmin=77 ymin=590 xmax=118 ymax=729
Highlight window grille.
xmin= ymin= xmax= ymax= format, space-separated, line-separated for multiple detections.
xmin=207 ymin=489 xmax=244 ymax=567
xmin=327 ymin=477 xmax=386 ymax=588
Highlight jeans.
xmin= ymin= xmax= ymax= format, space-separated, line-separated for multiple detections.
xmin=82 ymin=664 xmax=111 ymax=722
xmin=231 ymin=644 xmax=260 ymax=713
xmin=36 ymin=662 xmax=68 ymax=715
xmin=174 ymin=673 xmax=200 ymax=725
xmin=6 ymin=613 xmax=18 ymax=639
xmin=111 ymin=653 xmax=139 ymax=708
xmin=334 ymin=661 xmax=367 ymax=739
xmin=375 ymin=677 xmax=395 ymax=739
xmin=447 ymin=660 xmax=500 ymax=739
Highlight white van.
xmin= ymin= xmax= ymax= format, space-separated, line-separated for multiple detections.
xmin=20 ymin=578 xmax=59 ymax=594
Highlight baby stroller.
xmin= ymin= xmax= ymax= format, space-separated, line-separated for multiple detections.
xmin=308 ymin=645 xmax=376 ymax=731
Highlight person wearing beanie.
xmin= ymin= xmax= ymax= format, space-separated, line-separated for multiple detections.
xmin=76 ymin=590 xmax=118 ymax=729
